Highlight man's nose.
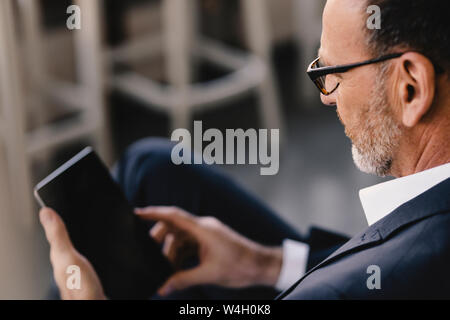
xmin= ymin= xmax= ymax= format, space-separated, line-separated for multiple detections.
xmin=320 ymin=93 xmax=336 ymax=107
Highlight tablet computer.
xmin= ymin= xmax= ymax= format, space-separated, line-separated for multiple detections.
xmin=34 ymin=147 xmax=173 ymax=299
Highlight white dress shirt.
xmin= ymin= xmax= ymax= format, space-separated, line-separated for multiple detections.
xmin=275 ymin=162 xmax=450 ymax=291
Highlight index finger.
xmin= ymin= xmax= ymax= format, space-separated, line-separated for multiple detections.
xmin=135 ymin=206 xmax=199 ymax=234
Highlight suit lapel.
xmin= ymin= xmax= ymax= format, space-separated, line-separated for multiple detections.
xmin=277 ymin=177 xmax=450 ymax=300
xmin=276 ymin=227 xmax=382 ymax=299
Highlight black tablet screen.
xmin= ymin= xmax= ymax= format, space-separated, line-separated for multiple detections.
xmin=35 ymin=147 xmax=173 ymax=299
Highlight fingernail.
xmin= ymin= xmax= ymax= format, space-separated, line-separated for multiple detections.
xmin=39 ymin=208 xmax=53 ymax=224
xmin=158 ymin=284 xmax=173 ymax=296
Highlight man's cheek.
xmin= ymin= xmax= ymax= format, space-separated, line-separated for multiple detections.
xmin=338 ymin=107 xmax=360 ymax=142
xmin=336 ymin=103 xmax=350 ymax=128
xmin=336 ymin=108 xmax=344 ymax=125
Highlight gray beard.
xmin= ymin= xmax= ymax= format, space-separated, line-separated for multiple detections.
xmin=350 ymin=81 xmax=402 ymax=177
xmin=352 ymin=144 xmax=394 ymax=177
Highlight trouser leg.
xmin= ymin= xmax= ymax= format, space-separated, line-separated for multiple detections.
xmin=113 ymin=138 xmax=304 ymax=299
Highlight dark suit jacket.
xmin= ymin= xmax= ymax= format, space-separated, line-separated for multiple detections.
xmin=278 ymin=177 xmax=450 ymax=299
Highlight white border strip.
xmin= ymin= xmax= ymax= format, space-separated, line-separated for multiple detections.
xmin=33 ymin=146 xmax=93 ymax=207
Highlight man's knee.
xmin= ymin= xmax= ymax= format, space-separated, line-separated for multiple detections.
xmin=122 ymin=137 xmax=176 ymax=174
xmin=114 ymin=138 xmax=175 ymax=199
xmin=125 ymin=138 xmax=174 ymax=164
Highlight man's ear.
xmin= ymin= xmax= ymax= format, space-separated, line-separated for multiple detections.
xmin=395 ymin=52 xmax=436 ymax=127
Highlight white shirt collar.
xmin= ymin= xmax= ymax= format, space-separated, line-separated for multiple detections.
xmin=359 ymin=162 xmax=450 ymax=226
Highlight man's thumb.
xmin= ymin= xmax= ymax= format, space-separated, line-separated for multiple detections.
xmin=39 ymin=207 xmax=73 ymax=253
xmin=158 ymin=268 xmax=207 ymax=296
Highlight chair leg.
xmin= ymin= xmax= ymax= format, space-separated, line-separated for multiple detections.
xmin=0 ymin=0 xmax=35 ymax=228
xmin=241 ymin=0 xmax=285 ymax=144
xmin=163 ymin=0 xmax=197 ymax=131
xmin=18 ymin=0 xmax=52 ymax=167
xmin=74 ymin=0 xmax=113 ymax=164
xmin=18 ymin=0 xmax=48 ymax=127
xmin=293 ymin=0 xmax=324 ymax=104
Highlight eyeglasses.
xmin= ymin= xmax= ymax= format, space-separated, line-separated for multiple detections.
xmin=307 ymin=52 xmax=404 ymax=95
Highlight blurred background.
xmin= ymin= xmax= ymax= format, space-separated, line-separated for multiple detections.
xmin=0 ymin=0 xmax=387 ymax=299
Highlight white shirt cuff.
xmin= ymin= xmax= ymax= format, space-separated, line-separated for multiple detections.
xmin=275 ymin=239 xmax=310 ymax=291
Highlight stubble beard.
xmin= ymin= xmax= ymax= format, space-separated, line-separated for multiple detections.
xmin=347 ymin=75 xmax=402 ymax=177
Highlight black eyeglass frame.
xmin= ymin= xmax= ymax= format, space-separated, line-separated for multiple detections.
xmin=307 ymin=52 xmax=404 ymax=95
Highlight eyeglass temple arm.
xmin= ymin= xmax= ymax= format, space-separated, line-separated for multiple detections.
xmin=308 ymin=52 xmax=404 ymax=79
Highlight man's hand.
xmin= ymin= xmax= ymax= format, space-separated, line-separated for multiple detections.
xmin=135 ymin=206 xmax=282 ymax=296
xmin=39 ymin=208 xmax=106 ymax=300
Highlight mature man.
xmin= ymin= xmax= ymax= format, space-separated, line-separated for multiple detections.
xmin=40 ymin=0 xmax=449 ymax=299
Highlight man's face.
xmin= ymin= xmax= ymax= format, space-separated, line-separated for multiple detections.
xmin=319 ymin=0 xmax=403 ymax=176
